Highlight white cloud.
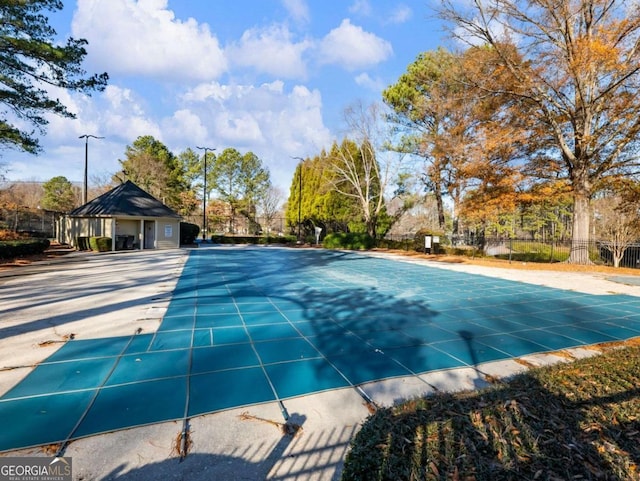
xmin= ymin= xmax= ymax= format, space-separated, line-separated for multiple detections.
xmin=162 ymin=110 xmax=208 ymax=144
xmin=176 ymin=81 xmax=331 ymax=187
xmin=179 ymin=81 xmax=330 ymax=148
xmin=349 ymin=0 xmax=372 ymax=16
xmin=72 ymin=0 xmax=227 ymax=81
xmin=318 ymin=19 xmax=393 ymax=70
xmin=388 ymin=5 xmax=413 ymax=24
xmin=282 ymin=0 xmax=310 ymax=23
xmin=101 ymin=86 xmax=162 ymax=140
xmin=354 ymin=72 xmax=385 ymax=92
xmin=33 ymin=85 xmax=158 ymax=145
xmin=227 ymin=25 xmax=311 ymax=78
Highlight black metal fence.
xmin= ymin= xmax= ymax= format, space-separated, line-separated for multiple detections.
xmin=380 ymin=233 xmax=640 ymax=268
xmin=182 ymin=214 xmax=289 ymax=236
xmin=0 ymin=207 xmax=59 ymax=238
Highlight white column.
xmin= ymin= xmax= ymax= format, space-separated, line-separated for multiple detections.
xmin=111 ymin=218 xmax=117 ymax=251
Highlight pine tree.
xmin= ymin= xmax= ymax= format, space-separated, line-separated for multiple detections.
xmin=0 ymin=0 xmax=108 ymax=153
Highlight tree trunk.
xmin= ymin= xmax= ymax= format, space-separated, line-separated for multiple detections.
xmin=613 ymin=253 xmax=621 ymax=268
xmin=433 ymin=178 xmax=446 ymax=231
xmin=568 ymin=190 xmax=591 ymax=264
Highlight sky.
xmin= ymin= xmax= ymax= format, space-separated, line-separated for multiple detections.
xmin=3 ymin=0 xmax=447 ymax=192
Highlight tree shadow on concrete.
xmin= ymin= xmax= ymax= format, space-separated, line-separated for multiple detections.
xmin=97 ymin=412 xmax=359 ymax=481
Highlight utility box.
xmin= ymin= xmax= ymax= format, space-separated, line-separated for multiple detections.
xmin=425 ymin=235 xmax=440 ymax=254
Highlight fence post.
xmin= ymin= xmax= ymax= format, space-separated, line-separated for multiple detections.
xmin=509 ymin=237 xmax=512 ymax=263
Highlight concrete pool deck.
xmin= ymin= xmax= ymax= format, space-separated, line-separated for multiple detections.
xmin=0 ymin=247 xmax=638 ymax=480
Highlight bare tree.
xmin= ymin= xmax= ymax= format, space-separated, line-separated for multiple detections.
xmin=3 ymin=180 xmax=43 ymax=208
xmin=330 ymin=101 xmax=414 ymax=238
xmin=257 ymin=185 xmax=284 ymax=234
xmin=593 ymin=194 xmax=640 ymax=268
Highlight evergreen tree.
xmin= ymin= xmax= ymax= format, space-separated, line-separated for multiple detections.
xmin=209 ymin=148 xmax=271 ymax=233
xmin=114 ymin=136 xmax=190 ymax=212
xmin=41 ymin=175 xmax=75 ymax=212
xmin=0 ymin=0 xmax=108 ymax=153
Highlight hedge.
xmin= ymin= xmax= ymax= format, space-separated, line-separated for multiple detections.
xmin=0 ymin=239 xmax=50 ymax=259
xmin=210 ymin=235 xmax=296 ymax=245
xmin=180 ymin=222 xmax=200 ymax=245
xmin=323 ymin=232 xmax=374 ymax=250
xmin=89 ymin=237 xmax=112 ymax=252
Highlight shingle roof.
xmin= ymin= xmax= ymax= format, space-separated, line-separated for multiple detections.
xmin=69 ymin=180 xmax=181 ymax=218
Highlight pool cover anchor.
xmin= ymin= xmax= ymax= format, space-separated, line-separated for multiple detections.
xmin=176 ymin=309 xmax=197 ymax=463
xmin=279 ymin=400 xmax=290 ymax=421
xmin=176 ymin=420 xmax=192 ymax=461
xmin=355 ymin=385 xmax=378 ymax=413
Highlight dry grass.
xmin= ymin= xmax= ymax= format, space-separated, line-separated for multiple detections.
xmin=0 ymin=241 xmax=75 ymax=269
xmin=373 ymin=248 xmax=640 ymax=277
xmin=342 ymin=342 xmax=640 ymax=481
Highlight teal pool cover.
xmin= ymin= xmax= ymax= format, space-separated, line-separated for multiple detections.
xmin=2 ymin=247 xmax=640 ymax=451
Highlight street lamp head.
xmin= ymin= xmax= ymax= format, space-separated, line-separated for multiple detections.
xmin=79 ymin=135 xmax=104 ymax=205
xmin=79 ymin=134 xmax=105 ymax=140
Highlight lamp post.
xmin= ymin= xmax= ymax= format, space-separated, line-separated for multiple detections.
xmin=78 ymin=134 xmax=104 ymax=205
xmin=291 ymin=157 xmax=304 ymax=243
xmin=196 ymin=146 xmax=216 ymax=241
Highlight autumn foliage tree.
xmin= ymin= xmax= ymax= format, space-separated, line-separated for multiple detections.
xmin=385 ymin=45 xmax=540 ymax=237
xmin=439 ymin=0 xmax=640 ymax=263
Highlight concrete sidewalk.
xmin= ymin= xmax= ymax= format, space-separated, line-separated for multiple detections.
xmin=0 ymin=248 xmax=638 ymax=480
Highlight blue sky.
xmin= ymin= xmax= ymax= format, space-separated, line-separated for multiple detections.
xmin=4 ymin=0 xmax=446 ymax=191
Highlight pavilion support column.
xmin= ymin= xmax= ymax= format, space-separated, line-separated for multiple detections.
xmin=139 ymin=219 xmax=144 ymax=249
xmin=111 ymin=218 xmax=117 ymax=251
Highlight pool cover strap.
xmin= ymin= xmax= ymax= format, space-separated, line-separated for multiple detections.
xmin=178 ymin=303 xmax=198 ymax=461
xmin=55 ymin=330 xmax=142 ymax=457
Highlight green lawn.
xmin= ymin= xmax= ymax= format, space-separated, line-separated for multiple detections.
xmin=342 ymin=342 xmax=640 ymax=481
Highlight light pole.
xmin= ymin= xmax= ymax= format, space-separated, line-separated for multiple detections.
xmin=291 ymin=157 xmax=304 ymax=243
xmin=197 ymin=146 xmax=215 ymax=241
xmin=79 ymin=134 xmax=104 ymax=204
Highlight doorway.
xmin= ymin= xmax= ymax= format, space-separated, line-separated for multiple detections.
xmin=144 ymin=220 xmax=155 ymax=249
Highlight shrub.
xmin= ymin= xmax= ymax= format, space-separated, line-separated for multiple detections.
xmin=180 ymin=222 xmax=200 ymax=245
xmin=210 ymin=235 xmax=295 ymax=245
xmin=376 ymin=237 xmax=414 ymax=250
xmin=0 ymin=238 xmax=50 ymax=259
xmin=89 ymin=237 xmax=111 ymax=252
xmin=441 ymin=245 xmax=481 ymax=257
xmin=323 ymin=232 xmax=374 ymax=250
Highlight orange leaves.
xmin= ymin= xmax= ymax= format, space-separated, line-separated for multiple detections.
xmin=570 ymin=34 xmax=621 ymax=76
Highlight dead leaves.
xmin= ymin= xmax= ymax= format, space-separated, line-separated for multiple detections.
xmin=238 ymin=411 xmax=303 ymax=438
xmin=342 ymin=345 xmax=640 ymax=480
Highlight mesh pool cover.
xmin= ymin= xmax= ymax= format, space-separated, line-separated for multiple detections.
xmin=2 ymin=247 xmax=640 ymax=451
